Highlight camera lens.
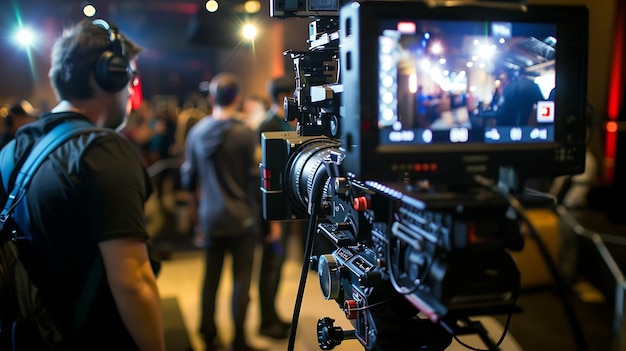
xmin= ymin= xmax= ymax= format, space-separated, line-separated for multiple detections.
xmin=285 ymin=138 xmax=340 ymax=214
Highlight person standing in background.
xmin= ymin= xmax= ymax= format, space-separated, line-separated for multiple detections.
xmin=496 ymin=70 xmax=545 ymax=126
xmin=180 ymin=72 xmax=265 ymax=351
xmin=256 ymin=76 xmax=298 ymax=339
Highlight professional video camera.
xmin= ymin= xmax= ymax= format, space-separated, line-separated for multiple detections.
xmin=261 ymin=1 xmax=589 ymax=350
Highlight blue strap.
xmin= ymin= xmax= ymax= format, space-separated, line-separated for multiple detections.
xmin=0 ymin=119 xmax=103 ymax=229
xmin=0 ymin=118 xmax=109 ymax=341
xmin=14 ymin=120 xmax=99 ymax=192
xmin=0 ymin=140 xmax=16 ymax=192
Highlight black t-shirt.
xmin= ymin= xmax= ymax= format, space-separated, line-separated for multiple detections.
xmin=1 ymin=112 xmax=152 ymax=350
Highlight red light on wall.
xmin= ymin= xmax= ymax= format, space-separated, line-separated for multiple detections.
xmin=604 ymin=122 xmax=619 ymax=185
xmin=603 ymin=0 xmax=625 ymax=185
xmin=607 ymin=0 xmax=624 ymax=121
xmin=607 ymin=121 xmax=619 ymax=133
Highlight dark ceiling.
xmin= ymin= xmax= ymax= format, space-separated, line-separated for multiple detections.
xmin=0 ymin=0 xmax=287 ymax=102
xmin=0 ymin=0 xmax=216 ymax=48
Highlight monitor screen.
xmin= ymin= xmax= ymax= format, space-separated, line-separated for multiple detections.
xmin=339 ymin=1 xmax=588 ymax=184
xmin=378 ymin=19 xmax=557 ymax=146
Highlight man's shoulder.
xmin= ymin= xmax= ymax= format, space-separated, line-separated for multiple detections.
xmin=12 ymin=113 xmax=121 ymax=161
xmin=228 ymin=119 xmax=256 ymax=142
xmin=258 ymin=114 xmax=283 ymax=133
xmin=187 ymin=115 xmax=217 ymax=132
xmin=183 ymin=115 xmax=209 ymax=141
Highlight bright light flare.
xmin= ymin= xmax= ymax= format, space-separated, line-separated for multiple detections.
xmin=430 ymin=42 xmax=443 ymax=54
xmin=477 ymin=44 xmax=497 ymax=60
xmin=206 ymin=0 xmax=218 ymax=12
xmin=11 ymin=25 xmax=38 ymax=81
xmin=83 ymin=4 xmax=97 ymax=17
xmin=242 ymin=24 xmax=257 ymax=40
xmin=13 ymin=28 xmax=35 ymax=48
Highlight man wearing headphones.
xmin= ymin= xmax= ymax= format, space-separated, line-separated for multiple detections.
xmin=0 ymin=20 xmax=165 ymax=350
xmin=181 ymin=73 xmax=264 ymax=351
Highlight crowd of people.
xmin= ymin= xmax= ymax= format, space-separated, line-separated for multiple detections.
xmin=0 ymin=18 xmax=304 ymax=351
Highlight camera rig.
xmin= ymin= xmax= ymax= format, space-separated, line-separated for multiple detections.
xmin=262 ymin=129 xmax=524 ymax=350
xmin=261 ymin=1 xmax=588 ymax=350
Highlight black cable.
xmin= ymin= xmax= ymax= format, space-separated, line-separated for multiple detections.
xmin=519 ymin=207 xmax=588 ymax=351
xmin=386 ymin=221 xmax=443 ymax=296
xmin=474 ymin=175 xmax=589 ymax=351
xmin=452 ymin=312 xmax=513 ymax=351
xmin=286 ymin=162 xmax=331 ymax=351
xmin=286 ymin=210 xmax=319 ymax=351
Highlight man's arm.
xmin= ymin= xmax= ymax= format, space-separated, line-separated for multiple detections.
xmin=99 ymin=238 xmax=165 ymax=351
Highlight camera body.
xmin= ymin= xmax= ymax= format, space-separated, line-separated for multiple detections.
xmin=262 ymin=1 xmax=589 ymax=350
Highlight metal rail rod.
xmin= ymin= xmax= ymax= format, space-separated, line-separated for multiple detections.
xmin=555 ymin=205 xmax=626 ymax=351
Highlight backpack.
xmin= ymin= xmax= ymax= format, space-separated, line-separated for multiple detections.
xmin=0 ymin=119 xmax=107 ymax=350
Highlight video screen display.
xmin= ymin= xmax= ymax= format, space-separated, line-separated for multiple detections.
xmin=377 ymin=19 xmax=557 ymax=146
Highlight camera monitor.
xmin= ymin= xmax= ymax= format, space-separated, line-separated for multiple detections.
xmin=340 ymin=1 xmax=588 ymax=186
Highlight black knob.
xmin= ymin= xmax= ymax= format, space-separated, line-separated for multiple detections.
xmin=284 ymin=96 xmax=298 ymax=122
xmin=317 ymin=317 xmax=343 ymax=350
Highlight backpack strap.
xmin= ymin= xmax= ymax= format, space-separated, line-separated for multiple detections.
xmin=0 ymin=118 xmax=109 ymax=343
xmin=0 ymin=119 xmax=103 ymax=232
xmin=0 ymin=140 xmax=16 ymax=193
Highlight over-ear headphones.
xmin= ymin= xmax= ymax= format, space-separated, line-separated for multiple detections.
xmin=92 ymin=19 xmax=130 ymax=92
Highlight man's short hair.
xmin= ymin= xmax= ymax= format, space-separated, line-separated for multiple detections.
xmin=48 ymin=20 xmax=142 ymax=101
xmin=268 ymin=76 xmax=294 ymax=104
xmin=209 ymin=73 xmax=241 ymax=107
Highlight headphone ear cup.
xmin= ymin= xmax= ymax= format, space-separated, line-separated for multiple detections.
xmin=94 ymin=50 xmax=130 ymax=92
